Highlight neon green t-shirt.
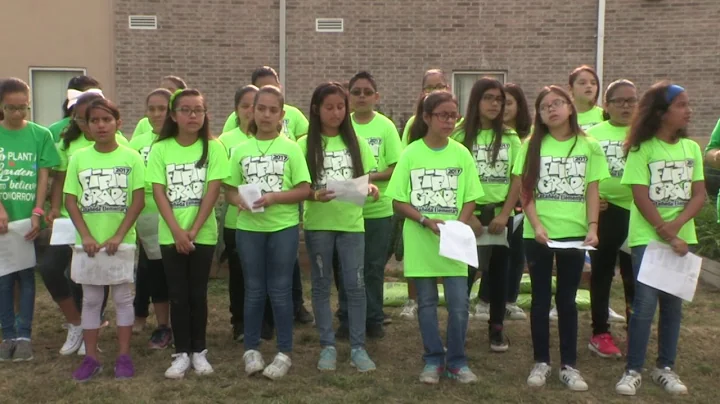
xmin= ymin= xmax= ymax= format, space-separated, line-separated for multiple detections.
xmin=223 ymin=136 xmax=310 ymax=232
xmin=586 ymin=121 xmax=632 ymax=210
xmin=128 ymin=131 xmax=158 ymax=214
xmin=146 ymin=138 xmax=230 ymax=245
xmin=218 ymin=127 xmax=253 ymax=229
xmin=351 ymin=112 xmax=403 ymax=219
xmin=704 ymin=118 xmax=720 ymax=154
xmin=453 ymin=128 xmax=521 ymax=207
xmin=63 ymin=145 xmax=145 ymax=245
xmin=48 ymin=117 xmax=71 ymax=143
xmin=222 ymin=104 xmax=309 ymax=141
xmin=512 ymin=134 xmax=610 ymax=239
xmin=297 ymin=135 xmax=377 ymax=232
xmin=132 ymin=117 xmax=153 ymax=139
xmin=0 ymin=122 xmax=60 ymax=221
xmin=56 ymin=132 xmax=129 ymax=217
xmin=577 ymin=106 xmax=605 ymax=131
xmin=385 ymin=138 xmax=484 ymax=277
xmin=621 ymin=137 xmax=704 ymax=247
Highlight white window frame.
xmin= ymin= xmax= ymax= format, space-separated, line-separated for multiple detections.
xmin=28 ymin=67 xmax=87 ymax=122
xmin=451 ymin=71 xmax=508 ymax=114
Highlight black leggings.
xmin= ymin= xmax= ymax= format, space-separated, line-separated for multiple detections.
xmin=133 ymin=244 xmax=169 ymax=319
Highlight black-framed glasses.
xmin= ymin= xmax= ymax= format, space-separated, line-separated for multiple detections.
xmin=432 ymin=112 xmax=459 ymax=122
xmin=539 ymin=99 xmax=568 ymax=113
xmin=349 ymin=88 xmax=376 ymax=97
xmin=608 ymin=98 xmax=638 ymax=107
xmin=482 ymin=94 xmax=504 ymax=105
xmin=2 ymin=105 xmax=30 ymax=113
xmin=175 ymin=107 xmax=207 ymax=117
xmin=423 ymin=84 xmax=448 ymax=94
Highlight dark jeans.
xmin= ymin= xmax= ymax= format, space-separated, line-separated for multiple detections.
xmin=161 ymin=244 xmax=215 ymax=354
xmin=590 ymin=203 xmax=635 ymax=335
xmin=477 ymin=216 xmax=525 ymax=304
xmin=387 ymin=213 xmax=404 ymax=261
xmin=0 ymin=268 xmax=35 ymax=340
xmin=526 ymin=239 xmax=585 ymax=366
xmin=133 ymin=244 xmax=169 ymax=319
xmin=237 ymin=226 xmax=298 ymax=352
xmin=337 ymin=217 xmax=392 ymax=327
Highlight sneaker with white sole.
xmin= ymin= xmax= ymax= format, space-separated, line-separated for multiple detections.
xmin=474 ymin=301 xmax=490 ymax=321
xmin=608 ymin=307 xmax=626 ymax=323
xmin=419 ymin=364 xmax=444 ymax=384
xmin=263 ymin=352 xmax=292 ymax=380
xmin=243 ymin=349 xmax=265 ymax=376
xmin=446 ymin=366 xmax=478 ymax=384
xmin=165 ymin=353 xmax=191 ymax=379
xmin=399 ymin=299 xmax=417 ymax=319
xmin=549 ymin=306 xmax=558 ymax=321
xmin=505 ymin=303 xmax=527 ymax=320
xmin=650 ymin=367 xmax=688 ymax=394
xmin=527 ymin=362 xmax=551 ymax=387
xmin=191 ymin=349 xmax=214 ymax=375
xmin=616 ymin=370 xmax=642 ymax=396
xmin=60 ymin=324 xmax=83 ymax=355
xmin=559 ymin=366 xmax=589 ymax=391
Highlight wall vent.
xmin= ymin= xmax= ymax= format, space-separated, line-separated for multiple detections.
xmin=129 ymin=15 xmax=158 ymax=30
xmin=316 ymin=18 xmax=343 ymax=33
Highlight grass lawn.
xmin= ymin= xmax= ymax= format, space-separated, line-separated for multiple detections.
xmin=0 ymin=273 xmax=718 ymax=404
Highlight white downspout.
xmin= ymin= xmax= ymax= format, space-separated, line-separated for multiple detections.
xmin=596 ymin=0 xmax=606 ymax=93
xmin=279 ymin=0 xmax=287 ymax=89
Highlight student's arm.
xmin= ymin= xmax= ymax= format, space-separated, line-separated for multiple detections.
xmin=48 ymin=171 xmax=66 ymax=223
xmin=25 ymin=167 xmax=51 ymax=240
xmin=153 ymin=183 xmax=194 ymax=254
xmin=704 ymin=118 xmax=720 ymax=168
xmin=0 ymin=201 xmax=8 ymax=234
xmin=459 ymin=201 xmax=476 ymax=224
xmin=489 ymin=176 xmax=521 ymax=234
xmin=256 ymin=183 xmax=311 ymax=207
xmin=583 ymin=181 xmax=600 ymax=246
xmin=369 ymin=165 xmax=395 ymax=182
xmin=188 ymin=180 xmax=222 ymax=241
xmin=104 ymin=189 xmax=145 ymax=256
xmin=523 ymin=197 xmax=548 ymax=245
xmin=65 ymin=194 xmax=101 ymax=257
xmin=393 ymin=200 xmax=443 ymax=235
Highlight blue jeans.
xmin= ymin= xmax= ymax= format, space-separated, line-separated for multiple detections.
xmin=237 ymin=226 xmax=298 ymax=353
xmin=626 ymin=245 xmax=683 ymax=372
xmin=0 ymin=268 xmax=35 ymax=340
xmin=305 ymin=230 xmax=366 ymax=349
xmin=415 ymin=276 xmax=469 ymax=369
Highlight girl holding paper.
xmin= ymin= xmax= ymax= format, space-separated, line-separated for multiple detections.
xmin=386 ymin=90 xmax=483 ymax=384
xmin=0 ymin=78 xmax=60 ymax=362
xmin=146 ymin=89 xmax=229 ymax=379
xmin=63 ymin=98 xmax=145 ymax=381
xmin=223 ymin=85 xmax=311 ymax=380
xmin=298 ymin=82 xmax=379 ymax=372
xmin=513 ymin=85 xmax=608 ymax=391
xmin=615 ymin=82 xmax=703 ymax=396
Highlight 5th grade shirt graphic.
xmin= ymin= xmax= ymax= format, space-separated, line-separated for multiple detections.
xmin=473 ymin=143 xmax=511 ymax=184
xmin=410 ymin=167 xmax=461 ymax=215
xmin=648 ymin=159 xmax=694 ymax=207
xmin=165 ymin=162 xmax=207 ymax=208
xmin=242 ymin=154 xmax=287 ymax=193
xmin=536 ymin=155 xmax=588 ymax=202
xmin=77 ymin=167 xmax=131 ymax=213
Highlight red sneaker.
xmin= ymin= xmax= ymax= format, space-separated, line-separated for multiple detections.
xmin=588 ymin=333 xmax=621 ymax=358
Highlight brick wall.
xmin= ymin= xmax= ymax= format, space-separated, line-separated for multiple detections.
xmin=115 ymin=0 xmax=720 ymax=142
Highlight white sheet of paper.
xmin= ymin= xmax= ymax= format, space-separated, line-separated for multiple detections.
xmin=620 ymin=237 xmax=631 ymax=254
xmin=71 ymin=244 xmax=136 ymax=286
xmin=50 ymin=218 xmax=77 ymax=245
xmin=327 ymin=175 xmax=369 ymax=207
xmin=512 ymin=213 xmax=524 ymax=233
xmin=136 ymin=213 xmax=162 ymax=260
xmin=476 ymin=227 xmax=509 ymax=247
xmin=438 ymin=220 xmax=478 ymax=267
xmin=547 ymin=240 xmax=597 ymax=251
xmin=637 ymin=240 xmax=702 ymax=302
xmin=0 ymin=219 xmax=37 ymax=277
xmin=238 ymin=184 xmax=264 ymax=213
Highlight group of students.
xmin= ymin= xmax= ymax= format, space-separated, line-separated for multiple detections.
xmin=0 ymin=64 xmax=703 ymax=396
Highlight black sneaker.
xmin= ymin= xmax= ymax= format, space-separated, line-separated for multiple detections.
xmin=232 ymin=323 xmax=244 ymax=342
xmin=295 ymin=305 xmax=314 ymax=324
xmin=261 ymin=321 xmax=274 ymax=341
xmin=382 ymin=313 xmax=392 ymax=325
xmin=336 ymin=324 xmax=349 ymax=340
xmin=489 ymin=325 xmax=509 ymax=353
xmin=366 ymin=324 xmax=385 ymax=339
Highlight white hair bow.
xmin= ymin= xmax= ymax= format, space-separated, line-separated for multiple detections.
xmin=67 ymin=88 xmax=104 ymax=109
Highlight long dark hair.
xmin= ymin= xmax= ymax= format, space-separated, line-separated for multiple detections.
xmin=157 ymin=89 xmax=211 ymax=168
xmin=0 ymin=78 xmax=30 ymax=121
xmin=61 ymin=92 xmax=105 ymax=149
xmin=62 ymin=75 xmax=101 ymax=118
xmin=521 ymin=86 xmax=582 ymax=204
xmin=408 ymin=91 xmax=457 ymax=145
xmin=85 ymin=98 xmax=121 ymax=129
xmin=601 ymin=79 xmax=636 ymax=121
xmin=503 ymin=83 xmax=532 ymax=139
xmin=248 ymin=86 xmax=284 ymax=135
xmin=625 ymin=81 xmax=687 ymax=154
xmin=462 ymin=78 xmax=506 ymax=163
xmin=306 ymin=82 xmax=364 ymax=185
xmin=234 ymin=85 xmax=259 ymax=128
xmin=569 ymin=65 xmax=600 ymax=107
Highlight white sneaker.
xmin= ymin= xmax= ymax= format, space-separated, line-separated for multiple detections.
xmin=399 ymin=299 xmax=418 ymax=319
xmin=474 ymin=302 xmax=490 ymax=321
xmin=192 ymin=349 xmax=214 ymax=375
xmin=165 ymin=353 xmax=191 ymax=379
xmin=263 ymin=352 xmax=292 ymax=380
xmin=651 ymin=367 xmax=688 ymax=394
xmin=608 ymin=307 xmax=626 ymax=323
xmin=559 ymin=366 xmax=589 ymax=391
xmin=505 ymin=303 xmax=527 ymax=320
xmin=616 ymin=370 xmax=642 ymax=396
xmin=549 ymin=306 xmax=558 ymax=321
xmin=527 ymin=362 xmax=551 ymax=387
xmin=243 ymin=349 xmax=265 ymax=376
xmin=59 ymin=324 xmax=83 ymax=355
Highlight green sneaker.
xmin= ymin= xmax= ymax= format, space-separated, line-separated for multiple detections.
xmin=350 ymin=348 xmax=376 ymax=372
xmin=317 ymin=346 xmax=337 ymax=371
xmin=12 ymin=339 xmax=33 ymax=362
xmin=0 ymin=340 xmax=15 ymax=361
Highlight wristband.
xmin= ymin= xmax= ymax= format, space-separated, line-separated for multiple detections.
xmin=32 ymin=207 xmax=45 ymax=217
xmin=314 ymin=190 xmax=321 ymax=201
xmin=588 ymin=221 xmax=598 ymax=226
xmin=418 ymin=216 xmax=427 ymax=226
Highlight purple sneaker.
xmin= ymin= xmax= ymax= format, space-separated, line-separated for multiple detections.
xmin=72 ymin=356 xmax=102 ymax=382
xmin=148 ymin=327 xmax=173 ymax=350
xmin=115 ymin=354 xmax=135 ymax=380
